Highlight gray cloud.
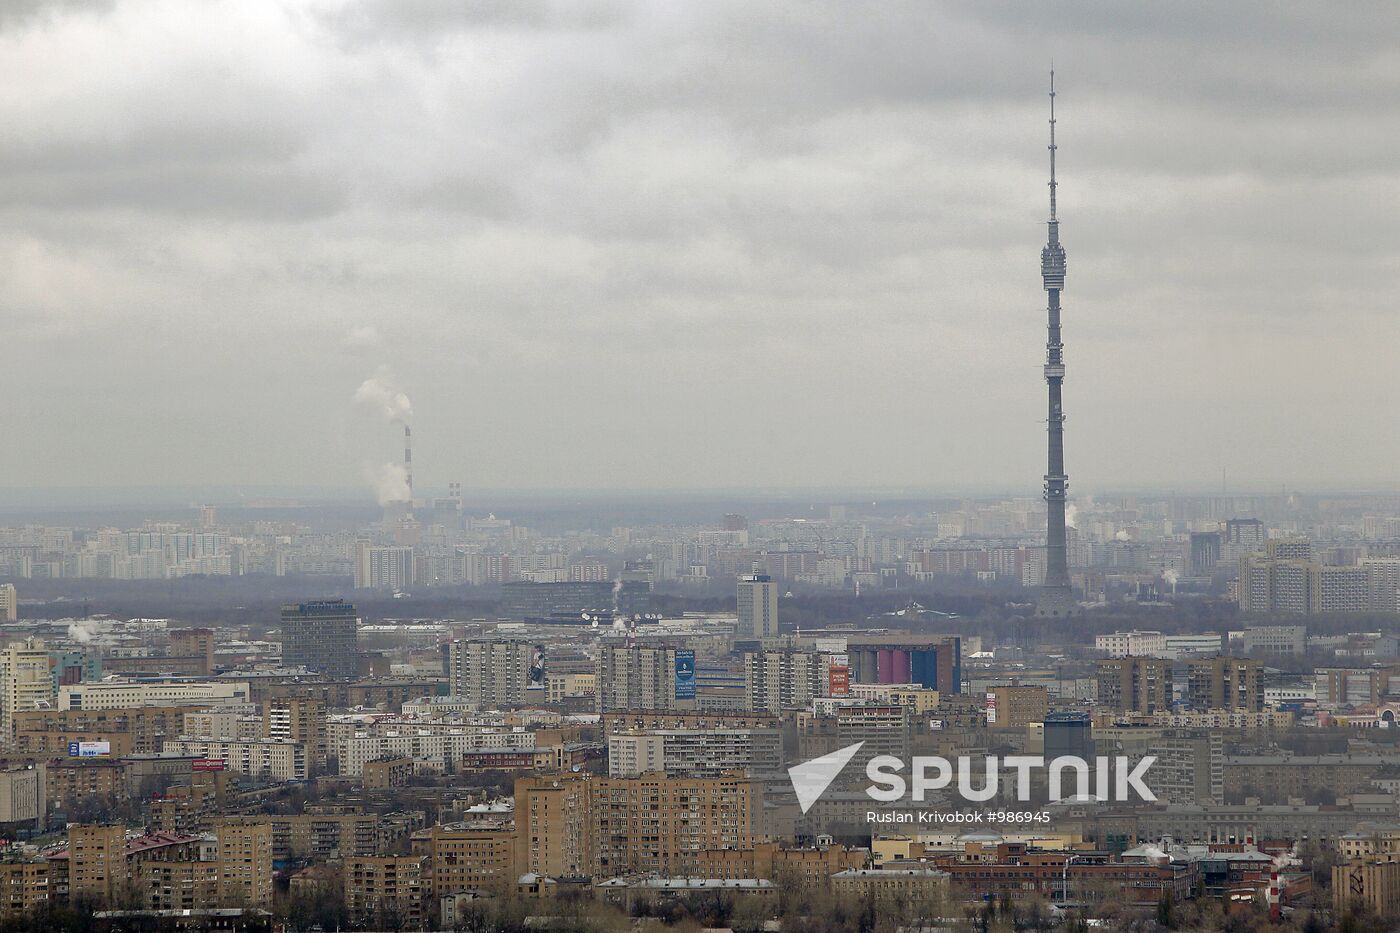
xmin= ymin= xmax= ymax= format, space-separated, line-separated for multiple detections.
xmin=1 ymin=0 xmax=1399 ymax=493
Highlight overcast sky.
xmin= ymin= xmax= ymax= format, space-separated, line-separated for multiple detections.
xmin=4 ymin=1 xmax=1399 ymax=497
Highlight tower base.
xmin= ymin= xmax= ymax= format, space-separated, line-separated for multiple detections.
xmin=1036 ymin=585 xmax=1079 ymax=618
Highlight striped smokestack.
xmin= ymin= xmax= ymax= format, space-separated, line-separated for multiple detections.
xmin=404 ymin=423 xmax=414 ymax=502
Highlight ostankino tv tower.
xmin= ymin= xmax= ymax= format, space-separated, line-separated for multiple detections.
xmin=1036 ymin=71 xmax=1078 ymax=618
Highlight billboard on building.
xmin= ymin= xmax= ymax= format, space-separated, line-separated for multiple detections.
xmin=985 ymin=691 xmax=998 ymax=724
xmin=828 ymin=664 xmax=850 ymax=697
xmin=674 ymin=649 xmax=696 ymax=699
xmin=67 ymin=741 xmax=111 ymax=758
xmin=192 ymin=759 xmax=226 ymax=772
xmin=528 ymin=644 xmax=546 ymax=686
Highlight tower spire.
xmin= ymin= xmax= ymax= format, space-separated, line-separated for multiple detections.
xmin=1048 ymin=68 xmax=1057 ymax=222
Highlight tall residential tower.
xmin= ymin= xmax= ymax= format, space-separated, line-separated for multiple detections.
xmin=1037 ymin=72 xmax=1077 ymax=618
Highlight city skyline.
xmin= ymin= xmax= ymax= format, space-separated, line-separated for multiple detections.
xmin=5 ymin=3 xmax=1400 ymax=495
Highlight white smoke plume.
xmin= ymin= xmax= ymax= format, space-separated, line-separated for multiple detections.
xmin=371 ymin=463 xmax=412 ymax=505
xmin=1115 ymin=529 xmax=1131 ymax=541
xmin=1065 ymin=504 xmax=1079 ymax=528
xmin=1163 ymin=568 xmax=1179 ymax=588
xmin=68 ymin=619 xmax=100 ymax=643
xmin=354 ymin=365 xmax=413 ymax=423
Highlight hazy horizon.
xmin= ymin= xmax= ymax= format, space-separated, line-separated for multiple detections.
xmin=5 ymin=2 xmax=1399 ymax=494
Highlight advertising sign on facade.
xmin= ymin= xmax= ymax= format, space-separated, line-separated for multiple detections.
xmin=674 ymin=649 xmax=697 ymax=699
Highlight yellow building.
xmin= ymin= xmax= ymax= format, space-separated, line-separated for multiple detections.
xmin=831 ymin=867 xmax=951 ymax=901
xmin=415 ymin=824 xmax=516 ymax=898
xmin=215 ymin=819 xmax=273 ymax=907
xmin=345 ymin=856 xmax=427 ymax=929
xmin=986 ymin=685 xmax=1049 ymax=729
xmin=1334 ymin=859 xmax=1400 ymax=920
xmin=65 ymin=823 xmax=129 ymax=904
xmin=512 ymin=770 xmax=762 ymax=879
xmin=0 ymin=859 xmax=47 ymax=914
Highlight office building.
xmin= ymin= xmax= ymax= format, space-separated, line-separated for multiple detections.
xmin=499 ymin=580 xmax=651 ymax=622
xmin=1042 ymin=711 xmax=1093 ymax=760
xmin=57 ymin=679 xmax=250 ymax=711
xmin=1240 ymin=624 xmax=1307 ymax=656
xmin=737 ymin=574 xmax=779 ymax=639
xmin=1189 ymin=532 xmax=1221 ymax=575
xmin=281 ymin=599 xmax=359 ymax=680
xmin=1094 ymin=631 xmax=1166 ymax=658
xmin=1224 ymin=518 xmax=1266 ymax=548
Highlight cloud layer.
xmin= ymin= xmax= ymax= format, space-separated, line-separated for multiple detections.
xmin=3 ymin=0 xmax=1399 ymax=493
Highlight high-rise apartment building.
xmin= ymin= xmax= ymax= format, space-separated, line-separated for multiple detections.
xmin=215 ymin=819 xmax=273 ymax=907
xmin=513 ymin=771 xmax=761 ymax=879
xmin=594 ymin=643 xmax=689 ymax=712
xmin=0 ymin=638 xmax=56 ymax=741
xmin=169 ymin=628 xmax=215 ymax=675
xmin=513 ymin=772 xmax=592 ymax=879
xmin=354 ymin=543 xmax=415 ymax=591
xmin=745 ymin=649 xmax=826 ymax=713
xmin=1095 ymin=657 xmax=1170 ymax=714
xmin=1364 ymin=558 xmax=1400 ymax=612
xmin=1150 ymin=730 xmax=1224 ymax=805
xmin=1186 ymin=657 xmax=1263 ymax=711
xmin=345 ymin=856 xmax=427 ymax=929
xmin=66 ymin=823 xmax=129 ymax=904
xmin=0 ymin=585 xmax=16 ymax=623
xmin=986 ymin=684 xmax=1049 ymax=728
xmin=606 ymin=728 xmax=782 ymax=778
xmin=263 ymin=697 xmax=328 ymax=768
xmin=280 ymin=600 xmax=359 ymax=680
xmin=737 ymin=574 xmax=779 ymax=639
xmin=1239 ymin=555 xmax=1370 ymax=615
xmin=447 ymin=639 xmax=543 ymax=710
